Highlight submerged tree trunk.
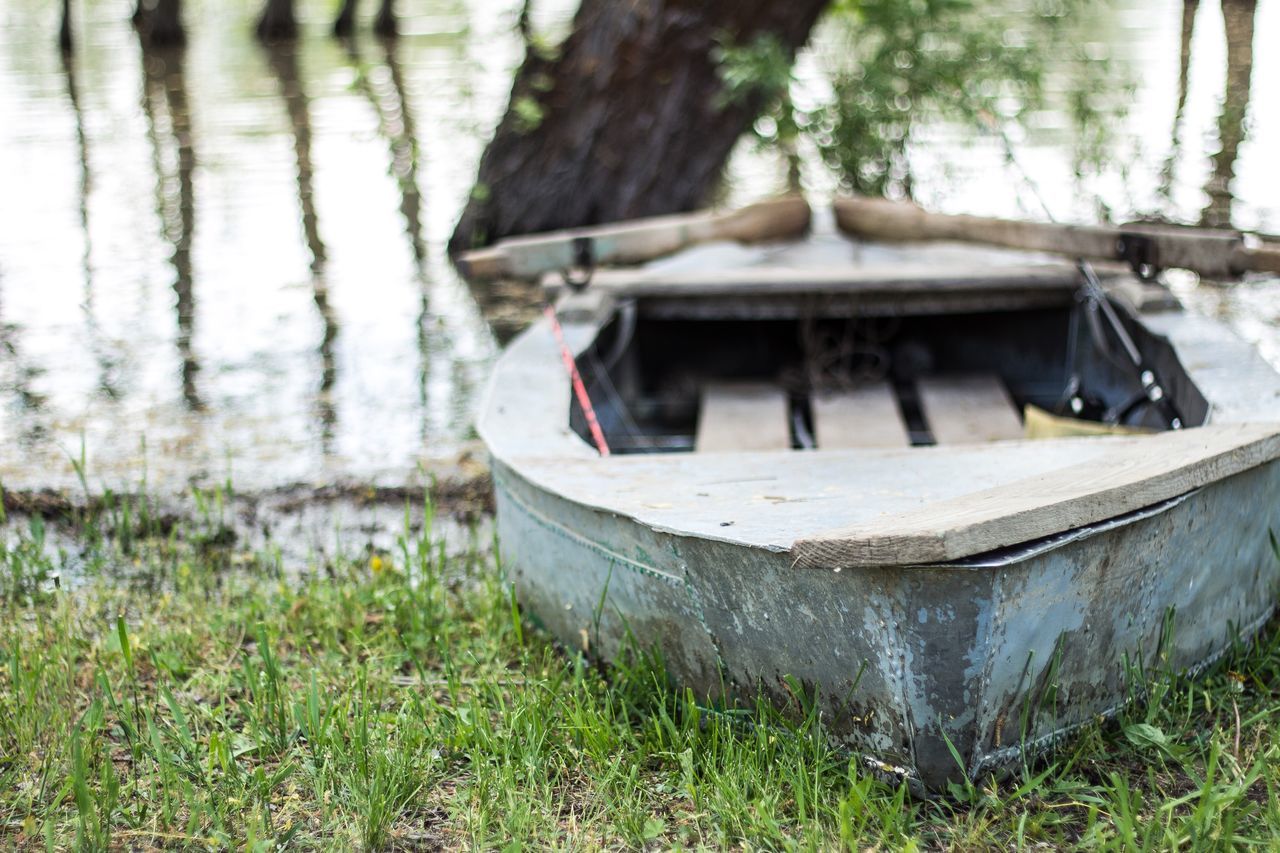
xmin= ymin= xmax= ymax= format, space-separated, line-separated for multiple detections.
xmin=1199 ymin=0 xmax=1256 ymax=229
xmin=134 ymin=0 xmax=186 ymax=47
xmin=59 ymin=0 xmax=73 ymax=52
xmin=140 ymin=45 xmax=199 ymax=407
xmin=373 ymin=0 xmax=397 ymax=38
xmin=264 ymin=44 xmax=339 ymax=443
xmin=449 ymin=0 xmax=829 ymax=254
xmin=333 ymin=0 xmax=358 ymax=37
xmin=332 ymin=0 xmax=395 ymax=38
xmin=1156 ymin=0 xmax=1198 ymax=204
xmin=257 ymin=0 xmax=298 ymax=42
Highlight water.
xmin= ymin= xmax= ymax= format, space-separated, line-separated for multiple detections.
xmin=0 ymin=0 xmax=1275 ymax=495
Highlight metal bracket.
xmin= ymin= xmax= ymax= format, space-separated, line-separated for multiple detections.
xmin=1116 ymin=233 xmax=1160 ymax=281
xmin=560 ymin=236 xmax=596 ymax=291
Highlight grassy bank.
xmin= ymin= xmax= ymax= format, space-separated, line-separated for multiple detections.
xmin=1 ymin=501 xmax=1279 ymax=850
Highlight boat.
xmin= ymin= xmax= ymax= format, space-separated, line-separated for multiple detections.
xmin=473 ymin=197 xmax=1280 ymax=790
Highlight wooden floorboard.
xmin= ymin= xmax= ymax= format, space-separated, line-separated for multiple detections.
xmin=695 ymin=383 xmax=791 ymax=453
xmin=918 ymin=374 xmax=1023 ymax=445
xmin=812 ymin=384 xmax=910 ymax=449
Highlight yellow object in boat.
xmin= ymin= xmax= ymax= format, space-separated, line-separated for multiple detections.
xmin=1023 ymin=404 xmax=1154 ymax=439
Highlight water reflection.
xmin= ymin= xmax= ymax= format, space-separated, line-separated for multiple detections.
xmin=141 ymin=45 xmax=200 ymax=409
xmin=340 ymin=37 xmax=439 ymax=431
xmin=343 ymin=38 xmax=426 ymax=268
xmin=334 ymin=0 xmax=399 ymax=39
xmin=264 ymin=45 xmax=327 ymax=276
xmin=264 ymin=43 xmax=339 ymax=447
xmin=62 ymin=49 xmax=122 ymax=403
xmin=0 ymin=248 xmax=47 ymax=441
xmin=59 ymin=0 xmax=73 ymax=52
xmin=62 ymin=50 xmax=91 ymax=318
xmin=1157 ymin=0 xmax=1199 ymax=206
xmin=313 ymin=274 xmax=339 ymax=449
xmin=0 ymin=0 xmax=1274 ymax=495
xmin=1199 ymin=0 xmax=1257 ymax=228
xmin=0 ymin=282 xmax=47 ymax=442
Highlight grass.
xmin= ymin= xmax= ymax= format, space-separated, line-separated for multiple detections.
xmin=2 ymin=495 xmax=1280 ymax=849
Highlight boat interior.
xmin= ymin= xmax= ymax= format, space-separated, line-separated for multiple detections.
xmin=572 ymin=297 xmax=1209 ymax=455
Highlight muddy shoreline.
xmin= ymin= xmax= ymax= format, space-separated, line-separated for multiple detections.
xmin=0 ymin=445 xmax=497 ymax=574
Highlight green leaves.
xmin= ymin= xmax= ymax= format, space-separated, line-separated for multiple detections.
xmin=512 ymin=95 xmax=546 ymax=134
xmin=714 ymin=0 xmax=1132 ymax=199
xmin=115 ymin=615 xmax=133 ymax=672
xmin=1123 ymin=721 xmax=1169 ymax=750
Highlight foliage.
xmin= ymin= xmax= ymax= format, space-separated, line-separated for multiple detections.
xmin=715 ymin=33 xmax=804 ymax=190
xmin=718 ymin=0 xmax=1133 ymax=198
xmin=511 ymin=95 xmax=546 ymax=134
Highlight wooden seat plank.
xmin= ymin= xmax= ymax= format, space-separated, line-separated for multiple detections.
xmin=918 ymin=375 xmax=1023 ymax=445
xmin=812 ymin=384 xmax=909 ymax=449
xmin=695 ymin=383 xmax=791 ymax=452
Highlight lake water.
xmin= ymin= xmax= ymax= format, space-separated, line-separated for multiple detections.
xmin=0 ymin=0 xmax=1275 ymax=495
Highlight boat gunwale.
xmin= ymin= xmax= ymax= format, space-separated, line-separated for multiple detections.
xmin=479 ymin=260 xmax=1280 ymax=567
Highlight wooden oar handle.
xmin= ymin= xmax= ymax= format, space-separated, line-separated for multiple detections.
xmin=697 ymin=194 xmax=812 ymax=243
xmin=1243 ymin=245 xmax=1280 ymax=275
xmin=458 ymin=195 xmax=811 ymax=281
xmin=832 ymin=196 xmax=1277 ymax=281
xmin=833 ymin=196 xmax=951 ymax=242
xmin=833 ymin=196 xmax=1118 ymax=257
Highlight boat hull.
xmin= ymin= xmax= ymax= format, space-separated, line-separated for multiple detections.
xmin=494 ymin=457 xmax=1280 ymax=789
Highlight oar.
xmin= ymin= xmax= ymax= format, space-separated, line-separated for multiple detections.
xmin=832 ymin=196 xmax=1280 ymax=281
xmin=456 ymin=194 xmax=811 ymax=282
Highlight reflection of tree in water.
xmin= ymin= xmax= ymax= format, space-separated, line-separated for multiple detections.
xmin=1199 ymin=0 xmax=1257 ymax=229
xmin=333 ymin=0 xmax=398 ymax=39
xmin=341 ymin=36 xmax=439 ymax=428
xmin=0 ymin=130 xmax=48 ymax=434
xmin=257 ymin=0 xmax=298 ymax=42
xmin=342 ymin=37 xmax=426 ymax=269
xmin=134 ymin=0 xmax=185 ymax=48
xmin=0 ymin=280 xmax=48 ymax=446
xmin=64 ymin=51 xmax=92 ymax=313
xmin=59 ymin=0 xmax=72 ymax=51
xmin=65 ymin=50 xmax=122 ymax=402
xmin=1157 ymin=0 xmax=1200 ymax=206
xmin=263 ymin=44 xmax=339 ymax=449
xmin=140 ymin=45 xmax=200 ymax=409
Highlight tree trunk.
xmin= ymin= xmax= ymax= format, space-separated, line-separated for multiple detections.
xmin=1199 ymin=0 xmax=1256 ymax=229
xmin=373 ymin=0 xmax=397 ymax=38
xmin=449 ymin=0 xmax=829 ymax=254
xmin=59 ymin=0 xmax=73 ymax=52
xmin=135 ymin=0 xmax=185 ymax=47
xmin=257 ymin=0 xmax=298 ymax=42
xmin=333 ymin=0 xmax=357 ymax=37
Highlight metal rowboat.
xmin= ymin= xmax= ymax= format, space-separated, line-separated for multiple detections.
xmin=476 ymin=208 xmax=1280 ymax=789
